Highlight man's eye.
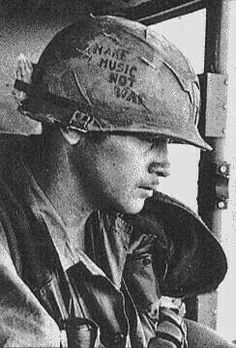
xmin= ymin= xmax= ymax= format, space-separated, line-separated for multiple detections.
xmin=145 ymin=137 xmax=156 ymax=149
xmin=152 ymin=138 xmax=170 ymax=148
xmin=149 ymin=140 xmax=155 ymax=149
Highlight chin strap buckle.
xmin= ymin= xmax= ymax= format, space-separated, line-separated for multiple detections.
xmin=68 ymin=110 xmax=92 ymax=133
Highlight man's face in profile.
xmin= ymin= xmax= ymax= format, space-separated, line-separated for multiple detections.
xmin=74 ymin=134 xmax=170 ymax=214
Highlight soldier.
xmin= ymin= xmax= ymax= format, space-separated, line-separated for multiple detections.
xmin=0 ymin=14 xmax=234 ymax=347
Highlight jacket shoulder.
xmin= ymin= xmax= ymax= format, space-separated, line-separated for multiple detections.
xmin=0 ymin=181 xmax=25 ymax=275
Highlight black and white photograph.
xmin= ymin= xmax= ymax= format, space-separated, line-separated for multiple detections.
xmin=0 ymin=0 xmax=236 ymax=347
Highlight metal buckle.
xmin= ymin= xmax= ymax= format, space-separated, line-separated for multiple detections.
xmin=68 ymin=110 xmax=91 ymax=133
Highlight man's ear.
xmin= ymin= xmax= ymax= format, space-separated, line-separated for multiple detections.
xmin=60 ymin=127 xmax=82 ymax=145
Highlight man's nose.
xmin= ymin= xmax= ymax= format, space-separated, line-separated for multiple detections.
xmin=148 ymin=147 xmax=170 ymax=177
xmin=148 ymin=139 xmax=170 ymax=176
xmin=148 ymin=161 xmax=170 ymax=177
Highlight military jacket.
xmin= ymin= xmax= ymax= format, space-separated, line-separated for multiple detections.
xmin=0 ymin=146 xmax=227 ymax=347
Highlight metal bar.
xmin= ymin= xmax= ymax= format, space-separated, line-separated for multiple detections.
xmin=139 ymin=0 xmax=205 ymax=25
xmin=198 ymin=0 xmax=230 ymax=239
xmin=197 ymin=0 xmax=231 ymax=330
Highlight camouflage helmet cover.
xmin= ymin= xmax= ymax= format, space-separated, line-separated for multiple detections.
xmin=16 ymin=15 xmax=211 ymax=150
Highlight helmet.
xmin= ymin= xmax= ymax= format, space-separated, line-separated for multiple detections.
xmin=14 ymin=15 xmax=211 ymax=150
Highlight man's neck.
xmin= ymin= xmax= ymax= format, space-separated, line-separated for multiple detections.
xmin=26 ymin=134 xmax=94 ymax=238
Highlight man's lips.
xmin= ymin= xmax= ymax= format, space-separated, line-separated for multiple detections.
xmin=140 ymin=186 xmax=154 ymax=191
xmin=139 ymin=183 xmax=160 ymax=197
xmin=139 ymin=187 xmax=154 ymax=198
xmin=139 ymin=182 xmax=160 ymax=192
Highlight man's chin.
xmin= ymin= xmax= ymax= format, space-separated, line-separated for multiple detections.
xmin=121 ymin=200 xmax=145 ymax=215
xmin=100 ymin=197 xmax=145 ymax=215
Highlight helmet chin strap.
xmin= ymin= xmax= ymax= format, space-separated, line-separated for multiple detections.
xmin=14 ymin=79 xmax=92 ymax=128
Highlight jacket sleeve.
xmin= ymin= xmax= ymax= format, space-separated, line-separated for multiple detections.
xmin=0 ymin=223 xmax=61 ymax=347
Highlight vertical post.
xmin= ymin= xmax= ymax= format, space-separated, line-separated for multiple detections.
xmin=197 ymin=0 xmax=231 ymax=329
